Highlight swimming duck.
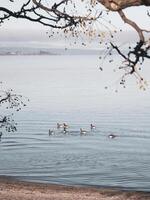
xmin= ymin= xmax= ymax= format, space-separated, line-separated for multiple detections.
xmin=57 ymin=123 xmax=63 ymax=129
xmin=63 ymin=127 xmax=68 ymax=134
xmin=80 ymin=128 xmax=87 ymax=135
xmin=63 ymin=123 xmax=69 ymax=129
xmin=49 ymin=129 xmax=54 ymax=136
xmin=90 ymin=124 xmax=96 ymax=130
xmin=0 ymin=132 xmax=2 ymax=140
xmin=108 ymin=134 xmax=116 ymax=139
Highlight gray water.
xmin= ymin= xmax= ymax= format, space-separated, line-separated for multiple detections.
xmin=0 ymin=55 xmax=150 ymax=191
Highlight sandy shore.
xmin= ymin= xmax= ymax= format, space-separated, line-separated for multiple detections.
xmin=0 ymin=177 xmax=150 ymax=200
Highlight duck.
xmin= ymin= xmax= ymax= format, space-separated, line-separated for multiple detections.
xmin=57 ymin=123 xmax=63 ymax=129
xmin=48 ymin=129 xmax=54 ymax=136
xmin=80 ymin=128 xmax=87 ymax=135
xmin=63 ymin=127 xmax=68 ymax=134
xmin=90 ymin=124 xmax=96 ymax=130
xmin=108 ymin=134 xmax=116 ymax=139
xmin=63 ymin=123 xmax=69 ymax=129
xmin=0 ymin=132 xmax=2 ymax=140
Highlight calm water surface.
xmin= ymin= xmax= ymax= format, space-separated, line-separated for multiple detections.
xmin=0 ymin=55 xmax=150 ymax=191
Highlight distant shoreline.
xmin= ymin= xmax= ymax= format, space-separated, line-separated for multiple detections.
xmin=0 ymin=46 xmax=102 ymax=56
xmin=0 ymin=54 xmax=59 ymax=56
xmin=0 ymin=176 xmax=150 ymax=200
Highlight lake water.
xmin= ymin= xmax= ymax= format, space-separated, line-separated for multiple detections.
xmin=0 ymin=55 xmax=150 ymax=191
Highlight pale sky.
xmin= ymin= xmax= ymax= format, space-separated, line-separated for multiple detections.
xmin=0 ymin=1 xmax=149 ymax=42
